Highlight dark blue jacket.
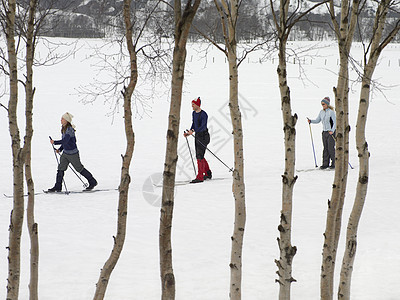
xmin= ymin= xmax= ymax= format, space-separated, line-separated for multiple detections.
xmin=54 ymin=126 xmax=79 ymax=155
xmin=190 ymin=110 xmax=208 ymax=133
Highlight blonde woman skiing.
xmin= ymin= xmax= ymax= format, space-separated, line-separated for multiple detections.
xmin=307 ymin=97 xmax=336 ymax=169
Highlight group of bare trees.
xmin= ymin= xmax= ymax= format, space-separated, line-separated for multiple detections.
xmin=1 ymin=0 xmax=40 ymax=298
xmin=268 ymin=1 xmax=400 ymax=300
xmin=1 ymin=0 xmax=399 ymax=299
xmin=269 ymin=1 xmax=400 ymax=300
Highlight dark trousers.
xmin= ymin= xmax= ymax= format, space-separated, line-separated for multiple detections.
xmin=322 ymin=131 xmax=335 ymax=167
xmin=195 ymin=130 xmax=210 ymax=159
xmin=58 ymin=152 xmax=84 ymax=173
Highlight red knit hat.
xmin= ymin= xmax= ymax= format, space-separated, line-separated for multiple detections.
xmin=192 ymin=97 xmax=201 ymax=107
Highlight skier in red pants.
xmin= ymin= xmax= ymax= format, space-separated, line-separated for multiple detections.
xmin=184 ymin=97 xmax=212 ymax=183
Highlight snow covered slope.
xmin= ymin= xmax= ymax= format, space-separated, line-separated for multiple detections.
xmin=1 ymin=39 xmax=399 ymax=299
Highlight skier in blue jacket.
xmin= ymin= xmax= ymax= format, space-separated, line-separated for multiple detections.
xmin=184 ymin=97 xmax=212 ymax=183
xmin=48 ymin=112 xmax=97 ymax=192
xmin=308 ymin=97 xmax=336 ymax=169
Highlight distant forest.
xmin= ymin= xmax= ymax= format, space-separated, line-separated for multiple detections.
xmin=31 ymin=0 xmax=400 ymax=43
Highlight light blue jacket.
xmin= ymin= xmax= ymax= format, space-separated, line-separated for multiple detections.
xmin=310 ymin=108 xmax=336 ymax=132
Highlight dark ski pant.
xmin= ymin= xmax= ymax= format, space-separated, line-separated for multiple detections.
xmin=52 ymin=152 xmax=96 ymax=190
xmin=322 ymin=131 xmax=335 ymax=167
xmin=195 ymin=130 xmax=210 ymax=159
xmin=58 ymin=152 xmax=84 ymax=172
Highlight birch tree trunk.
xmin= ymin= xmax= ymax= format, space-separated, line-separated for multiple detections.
xmin=93 ymin=0 xmax=137 ymax=298
xmin=25 ymin=0 xmax=39 ymax=298
xmin=212 ymin=1 xmax=246 ymax=298
xmin=3 ymin=0 xmax=75 ymax=298
xmin=269 ymin=2 xmax=329 ymax=298
xmin=25 ymin=152 xmax=39 ymax=300
xmin=338 ymin=2 xmax=400 ymax=298
xmin=6 ymin=0 xmax=25 ymax=298
xmin=159 ymin=1 xmax=200 ymax=299
xmin=276 ymin=34 xmax=298 ymax=300
xmin=321 ymin=1 xmax=360 ymax=299
xmin=226 ymin=18 xmax=245 ymax=300
xmin=227 ymin=55 xmax=246 ymax=300
xmin=4 ymin=0 xmax=40 ymax=297
xmin=272 ymin=1 xmax=298 ymax=298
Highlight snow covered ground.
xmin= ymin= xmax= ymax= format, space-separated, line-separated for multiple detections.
xmin=1 ymin=39 xmax=400 ymax=300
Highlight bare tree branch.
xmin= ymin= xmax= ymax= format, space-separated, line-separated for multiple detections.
xmin=0 ymin=101 xmax=8 ymax=111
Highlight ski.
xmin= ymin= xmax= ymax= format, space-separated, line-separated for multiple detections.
xmin=3 ymin=192 xmax=43 ymax=198
xmin=43 ymin=190 xmax=70 ymax=195
xmin=154 ymin=177 xmax=229 ymax=187
xmin=43 ymin=188 xmax=117 ymax=195
xmin=3 ymin=188 xmax=117 ymax=198
xmin=296 ymin=168 xmax=334 ymax=172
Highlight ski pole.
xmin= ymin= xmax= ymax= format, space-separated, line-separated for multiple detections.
xmin=184 ymin=133 xmax=197 ymax=177
xmin=330 ymin=135 xmax=354 ymax=169
xmin=186 ymin=130 xmax=233 ymax=172
xmin=66 ymin=164 xmax=88 ymax=188
xmin=49 ymin=136 xmax=88 ymax=188
xmin=307 ymin=120 xmax=318 ymax=168
xmin=49 ymin=136 xmax=69 ymax=193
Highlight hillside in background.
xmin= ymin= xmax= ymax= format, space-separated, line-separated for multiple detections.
xmin=19 ymin=0 xmax=400 ymax=42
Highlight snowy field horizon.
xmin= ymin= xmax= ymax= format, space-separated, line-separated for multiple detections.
xmin=1 ymin=38 xmax=400 ymax=299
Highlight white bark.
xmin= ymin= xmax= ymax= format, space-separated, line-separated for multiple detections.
xmin=275 ymin=1 xmax=297 ymax=297
xmin=338 ymin=2 xmax=400 ymax=298
xmin=227 ymin=48 xmax=246 ymax=300
xmin=269 ymin=1 xmax=330 ymax=298
xmin=93 ymin=1 xmax=136 ymax=298
xmin=213 ymin=1 xmax=246 ymax=298
xmin=159 ymin=1 xmax=201 ymax=299
xmin=6 ymin=0 xmax=25 ymax=298
xmin=25 ymin=1 xmax=39 ymax=299
xmin=321 ymin=2 xmax=359 ymax=299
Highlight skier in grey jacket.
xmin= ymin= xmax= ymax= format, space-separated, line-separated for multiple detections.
xmin=308 ymin=97 xmax=336 ymax=169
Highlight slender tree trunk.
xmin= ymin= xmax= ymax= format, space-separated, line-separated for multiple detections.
xmin=93 ymin=75 xmax=135 ymax=300
xmin=25 ymin=0 xmax=39 ymax=298
xmin=159 ymin=47 xmax=185 ymax=300
xmin=322 ymin=65 xmax=348 ymax=300
xmin=337 ymin=78 xmax=370 ymax=300
xmin=321 ymin=2 xmax=359 ymax=299
xmin=25 ymin=153 xmax=38 ymax=300
xmin=159 ymin=1 xmax=200 ymax=299
xmin=275 ymin=37 xmax=298 ymax=300
xmin=269 ymin=1 xmax=330 ymax=298
xmin=227 ymin=32 xmax=246 ymax=300
xmin=269 ymin=2 xmax=298 ymax=299
xmin=338 ymin=2 xmax=399 ymax=298
xmin=6 ymin=0 xmax=25 ymax=298
xmin=93 ymin=1 xmax=136 ymax=298
xmin=212 ymin=1 xmax=246 ymax=297
xmin=321 ymin=50 xmax=348 ymax=300
xmin=159 ymin=51 xmax=183 ymax=299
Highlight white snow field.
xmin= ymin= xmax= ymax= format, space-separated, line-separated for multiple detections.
xmin=1 ymin=39 xmax=400 ymax=300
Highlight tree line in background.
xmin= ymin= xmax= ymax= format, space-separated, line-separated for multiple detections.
xmin=1 ymin=1 xmax=400 ymax=300
xmin=9 ymin=0 xmax=400 ymax=42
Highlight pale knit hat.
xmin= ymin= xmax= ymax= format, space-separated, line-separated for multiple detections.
xmin=62 ymin=112 xmax=75 ymax=128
